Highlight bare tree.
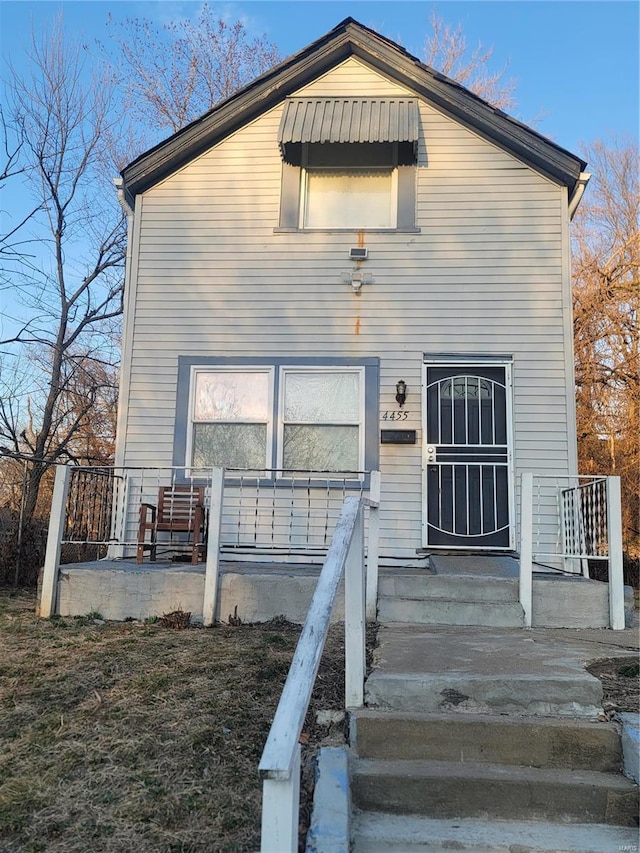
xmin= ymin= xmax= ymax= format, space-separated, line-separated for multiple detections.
xmin=0 ymin=105 xmax=41 ymax=277
xmin=572 ymin=138 xmax=639 ymax=554
xmin=108 ymin=4 xmax=281 ymax=135
xmin=423 ymin=10 xmax=517 ymax=110
xmin=0 ymin=18 xmax=126 ymax=527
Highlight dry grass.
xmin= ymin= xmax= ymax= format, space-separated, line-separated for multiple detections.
xmin=0 ymin=591 xmax=350 ymax=853
xmin=587 ymin=656 xmax=640 ymax=713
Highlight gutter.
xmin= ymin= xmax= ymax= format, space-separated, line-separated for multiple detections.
xmin=114 ymin=177 xmax=135 ymax=283
xmin=112 ymin=177 xmax=136 ymax=476
xmin=568 ymin=172 xmax=591 ymax=220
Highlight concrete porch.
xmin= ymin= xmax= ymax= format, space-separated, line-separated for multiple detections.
xmin=55 ymin=557 xmax=347 ymax=623
xmin=54 ymin=553 xmax=632 ymax=628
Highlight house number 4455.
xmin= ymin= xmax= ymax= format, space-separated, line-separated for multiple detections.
xmin=381 ymin=411 xmax=409 ymax=421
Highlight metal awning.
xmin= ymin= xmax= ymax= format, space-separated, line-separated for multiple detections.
xmin=278 ymin=97 xmax=419 ymax=162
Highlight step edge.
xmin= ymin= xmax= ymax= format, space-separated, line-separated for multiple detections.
xmin=351 ymin=757 xmax=639 ymax=789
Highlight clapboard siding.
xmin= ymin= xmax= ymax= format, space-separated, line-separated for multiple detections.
xmin=295 ymin=57 xmax=414 ymax=96
xmin=119 ymin=57 xmax=574 ymax=558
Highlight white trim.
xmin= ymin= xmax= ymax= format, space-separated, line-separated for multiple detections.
xmin=560 ymin=185 xmax=579 ymax=477
xmin=276 ymin=366 xmax=365 ymax=476
xmin=421 ymin=356 xmax=515 ymax=550
xmin=40 ymin=466 xmax=70 ymax=618
xmin=114 ymin=195 xmax=142 ymax=469
xmin=505 ymin=361 xmax=516 ymax=549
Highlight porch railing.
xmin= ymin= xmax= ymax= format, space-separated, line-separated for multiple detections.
xmin=519 ymin=473 xmax=624 ymax=629
xmin=258 ymin=494 xmax=367 ymax=853
xmin=52 ymin=465 xmax=371 ymax=553
xmin=39 ymin=465 xmax=381 ymax=622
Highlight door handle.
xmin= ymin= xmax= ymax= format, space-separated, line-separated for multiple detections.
xmin=426 ymin=446 xmax=436 ymax=463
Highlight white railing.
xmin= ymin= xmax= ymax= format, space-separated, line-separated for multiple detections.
xmin=40 ymin=465 xmax=381 ymax=624
xmin=520 ymin=473 xmax=624 ymax=629
xmin=258 ymin=495 xmax=369 ymax=853
xmin=52 ymin=465 xmax=372 ymax=555
xmin=219 ymin=468 xmax=368 ymax=556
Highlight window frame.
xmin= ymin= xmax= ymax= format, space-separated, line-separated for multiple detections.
xmin=277 ymin=142 xmax=419 ymax=233
xmin=174 ymin=357 xmax=379 ymax=484
xmin=277 ymin=366 xmax=366 ymax=475
xmin=299 ymin=166 xmax=398 ymax=230
xmin=186 ymin=365 xmax=275 ymax=473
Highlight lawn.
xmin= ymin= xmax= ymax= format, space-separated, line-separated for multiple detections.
xmin=0 ymin=591 xmax=346 ymax=853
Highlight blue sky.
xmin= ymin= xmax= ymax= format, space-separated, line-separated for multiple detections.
xmin=1 ymin=0 xmax=637 ymax=340
xmin=1 ymin=0 xmax=638 ymax=157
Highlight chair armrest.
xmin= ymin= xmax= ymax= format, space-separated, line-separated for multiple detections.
xmin=139 ymin=503 xmax=157 ymax=525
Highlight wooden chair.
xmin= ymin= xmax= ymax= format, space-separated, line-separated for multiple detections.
xmin=137 ymin=485 xmax=206 ymax=565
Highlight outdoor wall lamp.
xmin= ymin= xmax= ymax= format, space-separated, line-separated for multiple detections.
xmin=395 ymin=380 xmax=407 ymax=407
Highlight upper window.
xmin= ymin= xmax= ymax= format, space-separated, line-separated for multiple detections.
xmin=277 ymin=98 xmax=419 ymax=232
xmin=300 ymin=142 xmax=397 ymax=230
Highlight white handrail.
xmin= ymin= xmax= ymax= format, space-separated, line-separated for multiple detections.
xmin=519 ymin=472 xmax=533 ymax=628
xmin=259 ymin=495 xmax=366 ymax=852
xmin=606 ymin=476 xmax=625 ymax=629
xmin=365 ymin=470 xmax=381 ymax=620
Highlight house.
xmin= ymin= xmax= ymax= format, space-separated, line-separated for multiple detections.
xmin=115 ymin=17 xmax=586 ymax=553
xmin=44 ymin=19 xmax=628 ymax=626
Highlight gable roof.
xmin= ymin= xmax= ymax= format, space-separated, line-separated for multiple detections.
xmin=120 ymin=17 xmax=587 ymax=202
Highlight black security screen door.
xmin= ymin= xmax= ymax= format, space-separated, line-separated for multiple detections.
xmin=425 ymin=365 xmax=510 ymax=548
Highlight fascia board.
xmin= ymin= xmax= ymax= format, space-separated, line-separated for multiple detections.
xmin=345 ymin=37 xmax=586 ymax=190
xmin=121 ymin=35 xmax=356 ymax=196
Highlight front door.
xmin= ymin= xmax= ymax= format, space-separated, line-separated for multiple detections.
xmin=423 ymin=361 xmax=513 ymax=549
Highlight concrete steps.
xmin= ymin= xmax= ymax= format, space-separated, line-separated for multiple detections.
xmin=364 ymin=626 xmax=604 ymax=717
xmin=351 ymin=711 xmax=637 ymax=828
xmin=351 ymin=710 xmax=623 ymax=771
xmin=349 ymin=709 xmax=639 ymax=850
xmin=378 ymin=563 xmax=524 ymax=627
xmin=378 ymin=595 xmax=524 ymax=626
xmin=379 ymin=573 xmax=519 ymax=602
xmin=351 ymin=757 xmax=638 ymax=825
xmin=351 ymin=813 xmax=640 ymax=852
xmin=342 ymin=561 xmax=639 ymax=851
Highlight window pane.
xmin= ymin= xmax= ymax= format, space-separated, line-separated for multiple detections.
xmin=304 ymin=170 xmax=393 ymax=228
xmin=194 ymin=372 xmax=269 ymax=421
xmin=283 ymin=425 xmax=359 ymax=471
xmin=284 ymin=372 xmax=360 ymax=423
xmin=441 ymin=376 xmax=493 ymax=400
xmin=193 ymin=423 xmax=267 ymax=468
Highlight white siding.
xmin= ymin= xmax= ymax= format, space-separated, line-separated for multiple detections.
xmin=119 ymin=58 xmax=573 ymax=558
xmin=295 ymin=57 xmax=414 ymax=96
